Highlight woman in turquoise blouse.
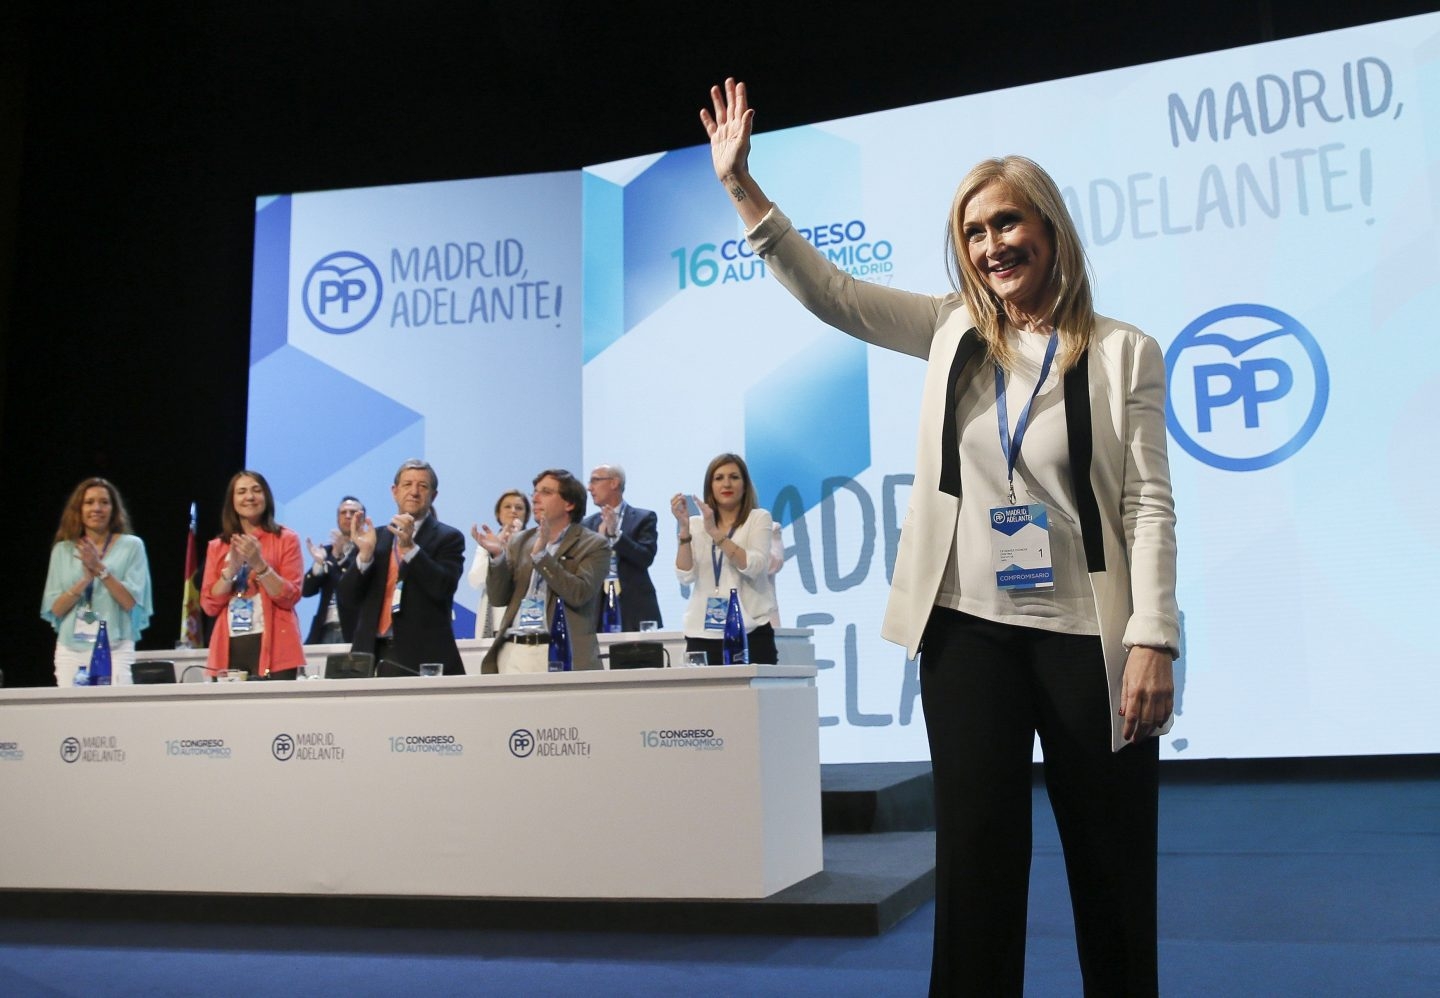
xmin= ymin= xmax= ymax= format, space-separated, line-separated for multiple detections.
xmin=41 ymin=477 xmax=154 ymax=686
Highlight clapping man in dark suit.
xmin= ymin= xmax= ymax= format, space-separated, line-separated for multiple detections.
xmin=341 ymin=459 xmax=465 ymax=675
xmin=302 ymin=495 xmax=364 ymax=644
xmin=582 ymin=464 xmax=662 ymax=632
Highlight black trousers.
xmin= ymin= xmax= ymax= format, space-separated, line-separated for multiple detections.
xmin=920 ymin=607 xmax=1159 ymax=998
xmin=684 ymin=623 xmax=778 ymax=665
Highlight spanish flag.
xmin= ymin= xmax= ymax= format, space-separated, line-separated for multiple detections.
xmin=178 ymin=502 xmax=205 ymax=648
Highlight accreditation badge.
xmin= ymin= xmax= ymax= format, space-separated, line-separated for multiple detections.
xmin=517 ymin=595 xmax=545 ymax=631
xmin=73 ymin=608 xmax=100 ymax=642
xmin=390 ymin=579 xmax=404 ymax=617
xmin=990 ymin=503 xmax=1054 ymax=591
xmin=704 ymin=594 xmax=727 ymax=631
xmin=229 ymin=595 xmax=256 ymax=634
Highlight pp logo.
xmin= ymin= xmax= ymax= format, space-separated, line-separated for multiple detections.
xmin=303 ymin=251 xmax=383 ymax=334
xmin=60 ymin=736 xmax=81 ymax=764
xmin=271 ymin=733 xmax=295 ymax=762
xmin=509 ymin=729 xmax=535 ymax=758
xmin=1165 ymin=304 xmax=1328 ymax=471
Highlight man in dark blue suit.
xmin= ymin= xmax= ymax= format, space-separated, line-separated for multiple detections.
xmin=302 ymin=495 xmax=364 ymax=644
xmin=582 ymin=464 xmax=662 ymax=632
xmin=340 ymin=459 xmax=465 ymax=674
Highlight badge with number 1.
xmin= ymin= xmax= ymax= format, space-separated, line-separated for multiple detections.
xmin=990 ymin=503 xmax=1054 ymax=591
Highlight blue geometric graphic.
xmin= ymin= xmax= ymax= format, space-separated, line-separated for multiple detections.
xmin=746 ymin=335 xmax=870 ymax=522
xmin=583 ymin=145 xmax=734 ymax=362
xmin=246 ymin=344 xmax=423 ymax=503
xmin=582 ymin=171 xmax=625 ymax=362
xmin=250 ymin=195 xmax=291 ymax=366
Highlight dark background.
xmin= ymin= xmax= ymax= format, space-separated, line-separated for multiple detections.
xmin=1 ymin=1 xmax=1430 ymax=685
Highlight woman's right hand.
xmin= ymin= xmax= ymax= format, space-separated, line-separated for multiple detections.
xmin=670 ymin=493 xmax=690 ymax=528
xmin=701 ymin=78 xmax=754 ymax=183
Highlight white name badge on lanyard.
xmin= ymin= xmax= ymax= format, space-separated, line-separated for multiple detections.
xmin=229 ymin=595 xmax=257 ymax=634
xmin=73 ymin=607 xmax=100 ymax=642
xmin=517 ymin=595 xmax=546 ymax=630
xmin=704 ymin=594 xmax=727 ymax=631
xmin=990 ymin=502 xmax=1055 ymax=591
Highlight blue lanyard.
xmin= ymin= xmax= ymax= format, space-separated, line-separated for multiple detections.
xmin=994 ymin=333 xmax=1059 ymax=505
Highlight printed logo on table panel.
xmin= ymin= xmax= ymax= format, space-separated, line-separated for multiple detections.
xmin=165 ymin=738 xmax=231 ymax=759
xmin=0 ymin=740 xmax=23 ymax=761
xmin=508 ymin=726 xmax=591 ymax=759
xmin=640 ymin=727 xmax=725 ymax=751
xmin=60 ymin=735 xmax=125 ymax=764
xmin=271 ymin=731 xmax=347 ymax=762
xmin=389 ymin=733 xmax=464 ymax=757
xmin=508 ymin=729 xmax=534 ymax=758
xmin=1165 ymin=303 xmax=1329 ymax=471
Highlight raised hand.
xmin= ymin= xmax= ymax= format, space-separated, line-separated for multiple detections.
xmin=76 ymin=537 xmax=105 ymax=577
xmin=351 ymin=515 xmax=377 ymax=561
xmin=472 ymin=523 xmax=506 ymax=558
xmin=306 ymin=536 xmax=327 ymax=563
xmin=700 ymin=78 xmax=754 ymax=183
xmin=389 ymin=512 xmax=416 ymax=551
xmin=670 ymin=493 xmax=690 ymax=528
xmin=696 ymin=496 xmax=720 ymax=540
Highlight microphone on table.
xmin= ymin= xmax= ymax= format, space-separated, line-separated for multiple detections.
xmin=377 ymin=658 xmax=422 ymax=677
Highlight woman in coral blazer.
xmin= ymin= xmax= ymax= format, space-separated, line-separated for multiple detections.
xmin=200 ymin=470 xmax=305 ymax=679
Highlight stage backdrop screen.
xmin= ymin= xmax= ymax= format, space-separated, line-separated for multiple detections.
xmin=251 ymin=12 xmax=1440 ymax=762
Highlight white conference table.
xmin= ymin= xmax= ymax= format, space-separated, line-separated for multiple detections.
xmin=0 ymin=662 xmax=821 ymax=900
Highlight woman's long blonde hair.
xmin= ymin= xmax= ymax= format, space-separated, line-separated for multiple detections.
xmin=945 ymin=156 xmax=1095 ymax=373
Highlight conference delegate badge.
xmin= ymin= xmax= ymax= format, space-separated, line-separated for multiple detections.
xmin=390 ymin=579 xmax=404 ymax=617
xmin=229 ymin=595 xmax=256 ymax=634
xmin=990 ymin=503 xmax=1054 ymax=591
xmin=704 ymin=595 xmax=727 ymax=631
xmin=73 ymin=607 xmax=100 ymax=642
xmin=517 ymin=595 xmax=545 ymax=630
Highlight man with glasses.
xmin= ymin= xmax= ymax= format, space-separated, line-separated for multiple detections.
xmin=582 ymin=464 xmax=662 ymax=633
xmin=475 ymin=469 xmax=609 ymax=673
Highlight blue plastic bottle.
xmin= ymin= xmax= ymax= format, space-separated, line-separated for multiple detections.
xmin=548 ymin=600 xmax=573 ymax=672
xmin=88 ymin=620 xmax=113 ymax=686
xmin=722 ymin=588 xmax=748 ymax=665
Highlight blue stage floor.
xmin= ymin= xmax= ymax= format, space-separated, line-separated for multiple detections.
xmin=1 ymin=766 xmax=1435 ymax=996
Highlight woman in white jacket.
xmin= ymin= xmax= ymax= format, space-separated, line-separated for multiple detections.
xmin=468 ymin=489 xmax=531 ymax=638
xmin=702 ymin=79 xmax=1179 ymax=997
xmin=671 ymin=452 xmax=778 ymax=664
